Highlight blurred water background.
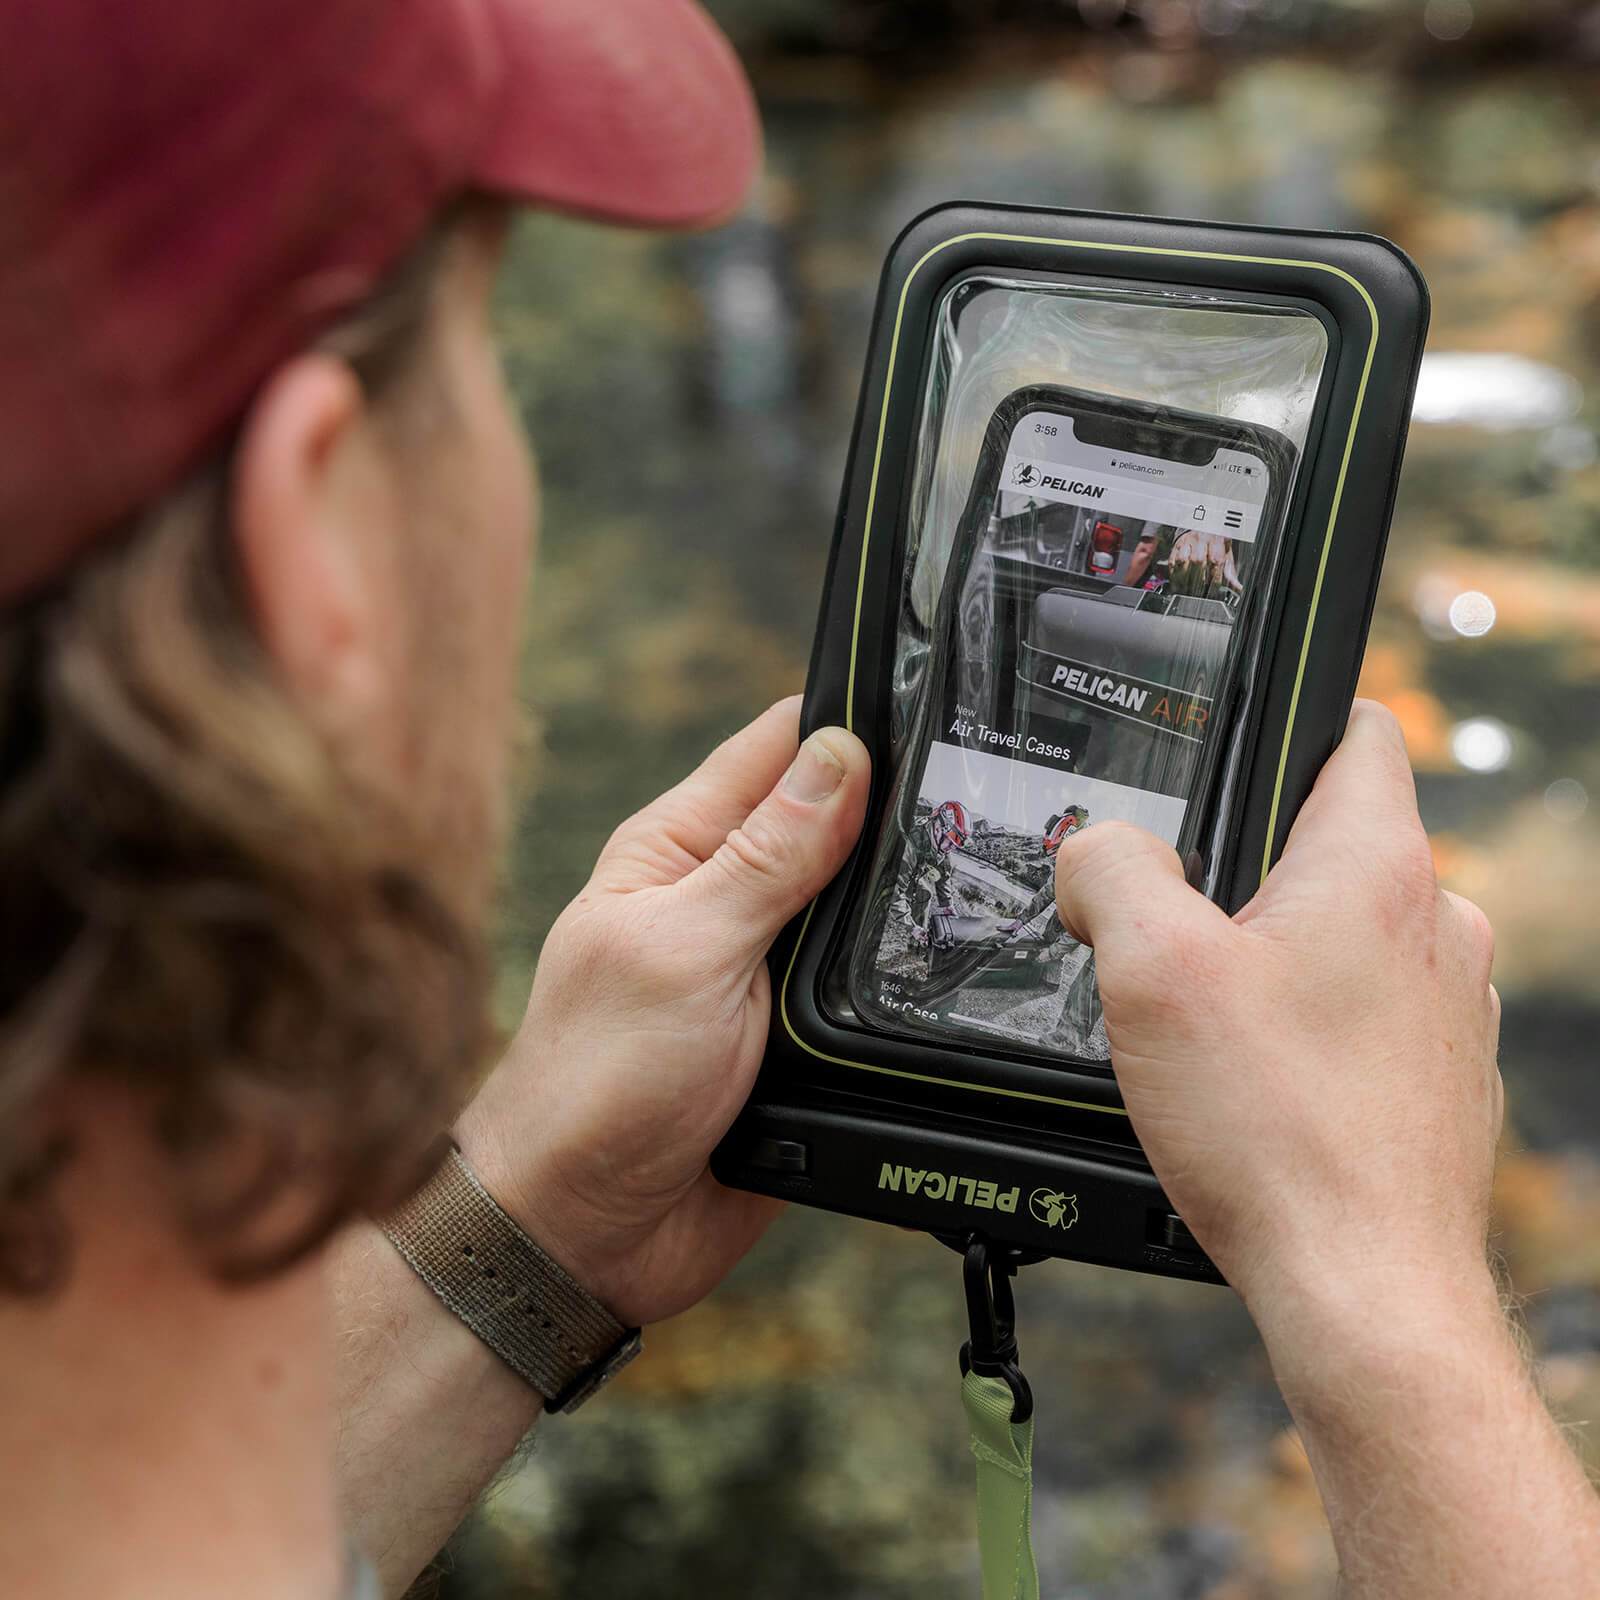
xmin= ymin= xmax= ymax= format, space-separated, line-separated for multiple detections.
xmin=440 ymin=2 xmax=1600 ymax=1594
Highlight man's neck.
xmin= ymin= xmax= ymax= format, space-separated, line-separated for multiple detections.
xmin=0 ymin=1089 xmax=343 ymax=1600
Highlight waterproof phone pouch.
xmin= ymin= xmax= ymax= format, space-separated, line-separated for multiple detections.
xmin=715 ymin=204 xmax=1428 ymax=1276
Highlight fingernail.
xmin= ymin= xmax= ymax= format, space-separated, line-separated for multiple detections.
xmin=783 ymin=732 xmax=845 ymax=803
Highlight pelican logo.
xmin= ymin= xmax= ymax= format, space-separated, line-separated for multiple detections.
xmin=1012 ymin=460 xmax=1039 ymax=487
xmin=1029 ymin=1187 xmax=1078 ymax=1231
xmin=877 ymin=1162 xmax=1019 ymax=1213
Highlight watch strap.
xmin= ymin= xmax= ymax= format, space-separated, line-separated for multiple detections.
xmin=381 ymin=1144 xmax=641 ymax=1412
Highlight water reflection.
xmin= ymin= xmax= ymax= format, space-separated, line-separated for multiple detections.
xmin=1413 ymin=351 xmax=1582 ymax=429
xmin=1450 ymin=714 xmax=1515 ymax=772
xmin=1544 ymin=776 xmax=1590 ymax=822
xmin=454 ymin=34 xmax=1600 ymax=1600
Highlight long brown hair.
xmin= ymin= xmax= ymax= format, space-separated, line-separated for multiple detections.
xmin=0 ymin=203 xmax=496 ymax=1292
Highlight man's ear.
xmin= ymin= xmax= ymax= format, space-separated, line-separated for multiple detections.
xmin=231 ymin=353 xmax=405 ymax=737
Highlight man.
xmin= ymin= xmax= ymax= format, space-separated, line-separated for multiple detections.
xmin=0 ymin=8 xmax=1595 ymax=1600
xmin=1042 ymin=804 xmax=1089 ymax=856
xmin=906 ymin=799 xmax=969 ymax=949
xmin=1 ymin=5 xmax=866 ymax=1595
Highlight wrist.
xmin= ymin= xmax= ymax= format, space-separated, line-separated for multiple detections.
xmin=332 ymin=1215 xmax=545 ymax=1422
xmin=378 ymin=1139 xmax=643 ymax=1411
xmin=330 ymin=1220 xmax=544 ymax=1595
xmin=1243 ymin=1247 xmax=1512 ymax=1412
xmin=451 ymin=1093 xmax=610 ymax=1304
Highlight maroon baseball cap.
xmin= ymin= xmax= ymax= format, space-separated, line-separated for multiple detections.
xmin=0 ymin=0 xmax=759 ymax=602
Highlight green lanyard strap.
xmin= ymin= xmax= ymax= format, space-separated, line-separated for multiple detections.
xmin=963 ymin=1369 xmax=1040 ymax=1600
xmin=958 ymin=1237 xmax=1041 ymax=1600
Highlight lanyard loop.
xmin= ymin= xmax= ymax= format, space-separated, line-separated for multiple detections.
xmin=958 ymin=1234 xmax=1033 ymax=1422
xmin=958 ymin=1235 xmax=1041 ymax=1600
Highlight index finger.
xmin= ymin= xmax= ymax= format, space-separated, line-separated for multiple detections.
xmin=1269 ymin=699 xmax=1426 ymax=874
xmin=591 ymin=697 xmax=804 ymax=891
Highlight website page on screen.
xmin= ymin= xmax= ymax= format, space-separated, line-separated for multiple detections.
xmin=862 ymin=409 xmax=1273 ymax=1056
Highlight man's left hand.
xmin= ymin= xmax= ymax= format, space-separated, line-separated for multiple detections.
xmin=457 ymin=697 xmax=870 ymax=1326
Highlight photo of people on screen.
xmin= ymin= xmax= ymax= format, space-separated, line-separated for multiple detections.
xmin=862 ymin=732 xmax=1193 ymax=1057
xmin=986 ymin=494 xmax=1249 ymax=611
xmin=880 ymin=786 xmax=1088 ymax=1031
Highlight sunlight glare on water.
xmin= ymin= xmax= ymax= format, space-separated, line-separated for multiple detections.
xmin=1412 ymin=352 xmax=1582 ymax=431
xmin=1545 ymin=778 xmax=1590 ymax=823
xmin=1451 ymin=717 xmax=1514 ymax=774
xmin=1447 ymin=589 xmax=1496 ymax=638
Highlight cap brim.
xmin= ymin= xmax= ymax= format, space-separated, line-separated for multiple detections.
xmin=475 ymin=0 xmax=761 ymax=228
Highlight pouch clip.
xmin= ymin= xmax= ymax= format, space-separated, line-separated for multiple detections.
xmin=958 ymin=1232 xmax=1033 ymax=1423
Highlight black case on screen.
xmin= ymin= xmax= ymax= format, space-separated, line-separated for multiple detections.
xmin=712 ymin=202 xmax=1430 ymax=1281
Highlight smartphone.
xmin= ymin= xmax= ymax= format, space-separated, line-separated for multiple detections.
xmin=846 ymin=384 xmax=1295 ymax=1063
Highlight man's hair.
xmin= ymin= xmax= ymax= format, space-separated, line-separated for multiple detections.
xmin=0 ymin=202 xmax=495 ymax=1293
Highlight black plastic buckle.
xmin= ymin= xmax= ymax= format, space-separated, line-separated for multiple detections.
xmin=957 ymin=1233 xmax=1033 ymax=1423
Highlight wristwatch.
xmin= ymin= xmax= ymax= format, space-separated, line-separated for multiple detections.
xmin=381 ymin=1143 xmax=642 ymax=1412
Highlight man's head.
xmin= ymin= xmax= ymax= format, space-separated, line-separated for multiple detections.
xmin=0 ymin=0 xmax=759 ymax=1288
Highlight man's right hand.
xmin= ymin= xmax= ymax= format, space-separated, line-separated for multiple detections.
xmin=1053 ymin=702 xmax=1600 ymax=1600
xmin=1053 ymin=699 xmax=1503 ymax=1325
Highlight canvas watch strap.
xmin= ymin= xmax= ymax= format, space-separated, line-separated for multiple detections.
xmin=381 ymin=1144 xmax=641 ymax=1412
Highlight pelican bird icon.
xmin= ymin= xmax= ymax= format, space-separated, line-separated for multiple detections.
xmin=1029 ymin=1187 xmax=1078 ymax=1230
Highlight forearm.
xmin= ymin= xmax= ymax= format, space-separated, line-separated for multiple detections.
xmin=1254 ymin=1263 xmax=1600 ymax=1599
xmin=330 ymin=1220 xmax=542 ymax=1597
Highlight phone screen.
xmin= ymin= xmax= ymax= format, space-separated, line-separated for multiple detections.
xmin=848 ymin=398 xmax=1278 ymax=1061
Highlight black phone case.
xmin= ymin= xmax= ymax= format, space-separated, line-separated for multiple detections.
xmin=713 ymin=202 xmax=1430 ymax=1281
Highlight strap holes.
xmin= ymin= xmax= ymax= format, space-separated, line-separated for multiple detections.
xmin=483 ymin=1266 xmax=497 ymax=1279
xmin=461 ymin=1245 xmax=474 ymax=1258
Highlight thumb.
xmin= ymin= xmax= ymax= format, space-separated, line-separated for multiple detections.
xmin=677 ymin=726 xmax=871 ymax=966
xmin=1054 ymin=821 xmax=1235 ymax=1017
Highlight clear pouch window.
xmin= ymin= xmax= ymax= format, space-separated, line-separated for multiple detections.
xmin=829 ymin=276 xmax=1329 ymax=1065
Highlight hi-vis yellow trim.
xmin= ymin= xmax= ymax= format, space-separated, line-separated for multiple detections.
xmin=787 ymin=229 xmax=1380 ymax=1119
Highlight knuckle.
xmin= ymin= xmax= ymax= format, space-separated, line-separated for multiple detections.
xmin=544 ymin=898 xmax=605 ymax=967
xmin=1453 ymin=894 xmax=1496 ymax=972
xmin=1364 ymin=824 xmax=1437 ymax=913
xmin=603 ymin=812 xmax=639 ymax=853
xmin=1085 ymin=818 xmax=1151 ymax=853
xmin=595 ymin=792 xmax=706 ymax=876
xmin=716 ymin=813 xmax=791 ymax=886
xmin=1056 ymin=820 xmax=1146 ymax=891
xmin=596 ymin=810 xmax=648 ymax=867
